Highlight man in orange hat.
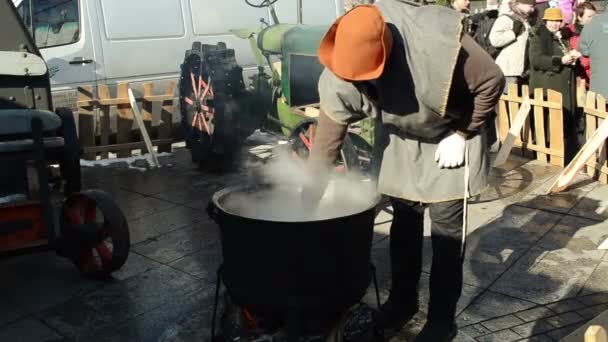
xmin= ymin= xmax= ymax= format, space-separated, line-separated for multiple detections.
xmin=307 ymin=1 xmax=505 ymax=341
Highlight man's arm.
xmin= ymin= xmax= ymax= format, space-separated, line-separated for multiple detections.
xmin=453 ymin=34 xmax=506 ymax=137
xmin=309 ymin=69 xmax=368 ymax=166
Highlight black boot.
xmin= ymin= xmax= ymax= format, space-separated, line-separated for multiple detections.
xmin=414 ymin=321 xmax=458 ymax=342
xmin=375 ymin=199 xmax=425 ymax=330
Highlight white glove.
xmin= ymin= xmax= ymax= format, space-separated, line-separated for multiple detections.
xmin=435 ymin=132 xmax=466 ymax=169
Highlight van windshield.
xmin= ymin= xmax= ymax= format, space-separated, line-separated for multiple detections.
xmin=16 ymin=0 xmax=80 ymax=49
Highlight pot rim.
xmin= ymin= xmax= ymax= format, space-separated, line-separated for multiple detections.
xmin=211 ymin=182 xmax=382 ymax=223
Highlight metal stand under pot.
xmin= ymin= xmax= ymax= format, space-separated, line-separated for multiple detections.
xmin=206 ymin=183 xmax=384 ymax=342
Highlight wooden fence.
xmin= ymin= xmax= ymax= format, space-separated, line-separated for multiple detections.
xmin=582 ymin=90 xmax=608 ymax=183
xmin=76 ymin=81 xmax=177 ymax=160
xmin=497 ymin=83 xmax=565 ymax=167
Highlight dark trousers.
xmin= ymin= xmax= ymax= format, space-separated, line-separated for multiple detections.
xmin=388 ymin=197 xmax=465 ymax=323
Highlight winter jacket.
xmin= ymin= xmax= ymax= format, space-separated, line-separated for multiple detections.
xmin=566 ymin=23 xmax=591 ymax=88
xmin=559 ymin=0 xmax=575 ymax=24
xmin=489 ymin=12 xmax=531 ymax=77
xmin=528 ymin=24 xmax=577 ymax=131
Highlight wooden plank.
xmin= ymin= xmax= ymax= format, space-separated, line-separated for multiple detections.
xmin=78 ymin=95 xmax=177 ymax=107
xmin=548 ymin=89 xmax=565 ymax=167
xmin=547 ymin=113 xmax=608 ymax=194
xmin=116 ymin=83 xmax=133 ymax=157
xmin=522 ymin=86 xmax=534 ymax=158
xmin=586 ymin=326 xmax=608 ymax=342
xmin=598 ymin=95 xmax=608 ymax=184
xmin=507 ymin=84 xmax=522 ymax=147
xmin=497 ymin=98 xmax=510 ymax=141
xmin=585 ymin=91 xmax=598 ymax=176
xmin=577 ymin=77 xmax=587 ymax=108
xmin=128 ymin=88 xmax=159 ymax=168
xmin=77 ymin=85 xmax=96 ymax=160
xmin=533 ymin=88 xmax=548 ymax=162
xmin=142 ymin=94 xmax=177 ymax=102
xmin=493 ymin=95 xmax=532 ymax=167
xmin=140 ymin=83 xmax=154 ymax=154
xmin=97 ymin=84 xmax=111 ymax=159
xmin=158 ymin=81 xmax=175 ymax=153
xmin=500 ymin=93 xmax=562 ymax=110
xmin=83 ymin=139 xmax=173 ymax=154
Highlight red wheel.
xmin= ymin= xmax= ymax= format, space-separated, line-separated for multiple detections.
xmin=60 ymin=190 xmax=130 ymax=279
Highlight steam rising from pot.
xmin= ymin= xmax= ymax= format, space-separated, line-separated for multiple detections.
xmin=220 ymin=149 xmax=380 ymax=222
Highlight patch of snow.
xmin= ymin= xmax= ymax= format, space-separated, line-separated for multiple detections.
xmin=0 ymin=193 xmax=27 ymax=205
xmin=80 ymin=152 xmax=173 ymax=171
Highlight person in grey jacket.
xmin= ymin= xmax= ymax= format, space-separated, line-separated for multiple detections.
xmin=579 ymin=11 xmax=608 ymax=99
xmin=489 ymin=0 xmax=535 ymax=91
xmin=306 ymin=1 xmax=505 ymax=341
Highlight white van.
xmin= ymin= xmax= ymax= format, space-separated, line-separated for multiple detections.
xmin=11 ymin=0 xmax=345 ymax=111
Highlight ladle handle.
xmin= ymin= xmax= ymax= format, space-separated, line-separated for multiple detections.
xmin=206 ymin=200 xmax=220 ymax=223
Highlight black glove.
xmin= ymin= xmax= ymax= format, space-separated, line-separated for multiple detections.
xmin=512 ymin=20 xmax=525 ymax=37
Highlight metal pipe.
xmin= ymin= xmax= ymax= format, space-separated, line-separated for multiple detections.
xmin=297 ymin=0 xmax=303 ymax=23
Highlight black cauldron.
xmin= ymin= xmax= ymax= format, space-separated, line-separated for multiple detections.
xmin=207 ymin=183 xmax=380 ymax=318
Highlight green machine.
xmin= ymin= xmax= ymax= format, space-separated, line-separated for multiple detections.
xmin=178 ymin=0 xmax=373 ymax=172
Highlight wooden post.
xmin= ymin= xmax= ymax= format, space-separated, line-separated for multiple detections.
xmin=497 ymin=95 xmax=510 ymax=142
xmin=598 ymin=95 xmax=607 ymax=184
xmin=158 ymin=81 xmax=175 ymax=153
xmin=97 ymin=84 xmax=111 ymax=159
xmin=585 ymin=326 xmax=608 ymax=342
xmin=141 ymin=83 xmax=154 ymax=154
xmin=547 ymin=89 xmax=564 ymax=167
xmin=116 ymin=83 xmax=134 ymax=157
xmin=77 ymin=86 xmax=96 ymax=160
xmin=533 ymin=88 xmax=548 ymax=162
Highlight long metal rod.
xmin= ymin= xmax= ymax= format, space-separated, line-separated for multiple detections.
xmin=297 ymin=0 xmax=303 ymax=23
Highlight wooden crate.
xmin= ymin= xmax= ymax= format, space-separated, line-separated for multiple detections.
xmin=582 ymin=91 xmax=608 ymax=184
xmin=76 ymin=81 xmax=176 ymax=160
xmin=497 ymin=83 xmax=565 ymax=167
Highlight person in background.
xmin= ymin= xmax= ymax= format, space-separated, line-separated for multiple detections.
xmin=566 ymin=1 xmax=596 ymax=90
xmin=532 ymin=0 xmax=551 ymax=27
xmin=529 ymin=8 xmax=582 ymax=163
xmin=579 ymin=3 xmax=608 ymax=100
xmin=451 ymin=0 xmax=471 ymax=14
xmin=489 ymin=0 xmax=535 ymax=92
xmin=558 ymin=0 xmax=576 ymax=24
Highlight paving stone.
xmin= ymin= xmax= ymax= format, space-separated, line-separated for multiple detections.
xmin=110 ymin=252 xmax=162 ymax=281
xmin=453 ymin=330 xmax=477 ymax=342
xmin=520 ymin=173 xmax=596 ymax=213
xmin=0 ymin=317 xmax=64 ymax=342
xmin=490 ymin=215 xmax=607 ymax=304
xmin=169 ymin=242 xmax=222 ymax=282
xmin=577 ymin=303 xmax=608 ymax=319
xmin=460 ymin=324 xmax=492 ymax=338
xmin=579 ymin=261 xmax=608 ymax=295
xmin=457 ymin=291 xmax=536 ymax=327
xmin=128 ymin=205 xmax=207 ymax=244
xmin=570 ymin=183 xmax=608 ymax=222
xmin=514 ymin=306 xmax=556 ymax=322
xmin=519 ymin=334 xmax=555 ymax=342
xmin=546 ymin=298 xmax=586 ymax=314
xmin=463 ymin=205 xmax=563 ymax=288
xmin=38 ymin=265 xmax=204 ymax=339
xmin=0 ymin=296 xmax=26 ymax=327
xmin=510 ymin=320 xmax=555 ymax=338
xmin=577 ymin=292 xmax=608 ymax=306
xmin=546 ymin=322 xmax=587 ymax=341
xmin=0 ymin=252 xmax=103 ymax=314
xmin=133 ymin=225 xmax=219 ymax=264
xmin=544 ymin=312 xmax=586 ymax=328
xmin=80 ymin=287 xmax=216 ymax=342
xmin=481 ymin=315 xmax=525 ymax=332
xmin=152 ymin=182 xmax=226 ymax=206
xmin=121 ymin=195 xmax=176 ymax=221
xmin=475 ymin=329 xmax=522 ymax=341
xmin=415 ymin=272 xmax=484 ymax=318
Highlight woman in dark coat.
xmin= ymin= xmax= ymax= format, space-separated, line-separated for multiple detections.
xmin=528 ymin=7 xmax=582 ymax=163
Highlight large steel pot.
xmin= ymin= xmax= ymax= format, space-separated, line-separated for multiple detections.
xmin=207 ymin=182 xmax=380 ymax=317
